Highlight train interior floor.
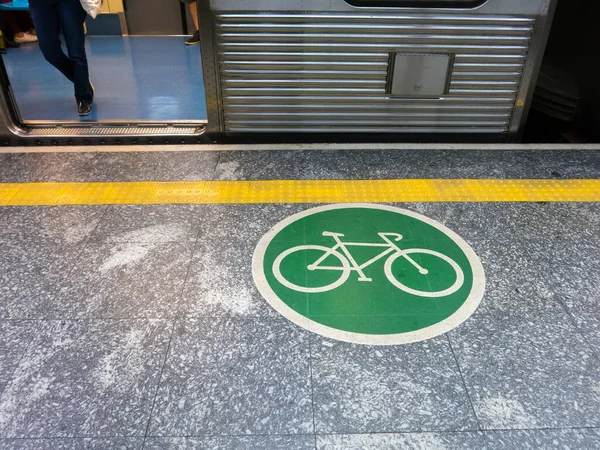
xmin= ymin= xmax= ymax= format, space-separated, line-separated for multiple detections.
xmin=0 ymin=147 xmax=599 ymax=449
xmin=2 ymin=36 xmax=207 ymax=122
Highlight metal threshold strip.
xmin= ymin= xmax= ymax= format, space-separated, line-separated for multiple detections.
xmin=16 ymin=123 xmax=207 ymax=137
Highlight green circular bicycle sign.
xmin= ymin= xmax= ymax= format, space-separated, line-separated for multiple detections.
xmin=253 ymin=204 xmax=485 ymax=345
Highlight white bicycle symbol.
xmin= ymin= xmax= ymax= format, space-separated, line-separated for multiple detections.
xmin=273 ymin=231 xmax=465 ymax=297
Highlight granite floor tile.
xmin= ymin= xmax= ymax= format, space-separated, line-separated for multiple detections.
xmin=212 ymin=150 xmax=600 ymax=181
xmin=311 ymin=336 xmax=478 ymax=434
xmin=377 ymin=150 xmax=548 ymax=179
xmin=28 ymin=151 xmax=220 ymax=182
xmin=0 ymin=209 xmax=9 ymax=229
xmin=0 ymin=154 xmax=34 ymax=182
xmin=0 ymin=238 xmax=85 ymax=319
xmin=0 ymin=206 xmax=106 ymax=243
xmin=520 ymin=236 xmax=599 ymax=308
xmin=447 ymin=234 xmax=555 ymax=315
xmin=516 ymin=232 xmax=599 ymax=270
xmin=214 ymin=150 xmax=376 ymax=180
xmin=556 ymin=287 xmax=600 ymax=347
xmin=483 ymin=429 xmax=600 ymax=449
xmin=499 ymin=202 xmax=600 ymax=244
xmin=316 ymin=429 xmax=600 ymax=450
xmin=568 ymin=203 xmax=600 ymax=232
xmin=395 ymin=203 xmax=528 ymax=245
xmin=212 ymin=150 xmax=444 ymax=180
xmin=411 ymin=202 xmax=599 ymax=248
xmin=512 ymin=220 xmax=600 ymax=350
xmin=532 ymin=150 xmax=600 ymax=179
xmin=316 ymin=432 xmax=486 ymax=450
xmin=0 ymin=319 xmax=171 ymax=438
xmin=538 ymin=258 xmax=600 ymax=352
xmin=51 ymin=241 xmax=194 ymax=319
xmin=0 ymin=321 xmax=39 ymax=394
xmin=144 ymin=436 xmax=316 ymax=450
xmin=519 ymin=235 xmax=599 ymax=277
xmin=90 ymin=205 xmax=202 ymax=244
xmin=179 ymin=204 xmax=307 ymax=317
xmin=449 ymin=300 xmax=600 ymax=430
xmin=0 ymin=438 xmax=143 ymax=449
xmin=148 ymin=317 xmax=313 ymax=436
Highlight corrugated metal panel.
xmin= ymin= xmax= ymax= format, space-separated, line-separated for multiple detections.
xmin=216 ymin=13 xmax=535 ymax=133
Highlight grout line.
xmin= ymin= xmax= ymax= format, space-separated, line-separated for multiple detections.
xmin=173 ymin=222 xmax=203 ymax=321
xmin=209 ymin=151 xmax=223 ymax=181
xmin=446 ymin=335 xmax=482 ymax=431
xmin=142 ymin=227 xmax=202 ymax=446
xmin=141 ymin=320 xmax=177 ymax=446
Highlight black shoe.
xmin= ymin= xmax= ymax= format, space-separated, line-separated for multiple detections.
xmin=78 ymin=101 xmax=92 ymax=116
xmin=185 ymin=30 xmax=200 ymax=45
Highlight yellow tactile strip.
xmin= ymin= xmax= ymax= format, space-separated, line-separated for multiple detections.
xmin=0 ymin=179 xmax=598 ymax=206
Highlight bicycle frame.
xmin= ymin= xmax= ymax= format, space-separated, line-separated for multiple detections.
xmin=308 ymin=231 xmax=427 ymax=282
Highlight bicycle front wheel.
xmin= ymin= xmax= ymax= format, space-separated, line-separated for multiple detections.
xmin=384 ymin=249 xmax=465 ymax=298
xmin=273 ymin=245 xmax=351 ymax=294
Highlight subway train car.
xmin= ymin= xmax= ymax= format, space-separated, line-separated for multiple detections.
xmin=0 ymin=0 xmax=558 ymax=145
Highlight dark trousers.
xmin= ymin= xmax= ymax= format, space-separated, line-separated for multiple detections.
xmin=29 ymin=0 xmax=92 ymax=103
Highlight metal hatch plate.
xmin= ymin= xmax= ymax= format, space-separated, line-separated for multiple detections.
xmin=389 ymin=53 xmax=452 ymax=98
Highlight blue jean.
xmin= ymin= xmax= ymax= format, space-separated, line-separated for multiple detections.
xmin=29 ymin=0 xmax=92 ymax=103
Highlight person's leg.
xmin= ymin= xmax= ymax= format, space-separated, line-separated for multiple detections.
xmin=29 ymin=0 xmax=74 ymax=80
xmin=56 ymin=0 xmax=92 ymax=104
xmin=189 ymin=1 xmax=198 ymax=31
xmin=184 ymin=1 xmax=200 ymax=45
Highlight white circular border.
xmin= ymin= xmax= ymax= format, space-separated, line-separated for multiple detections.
xmin=252 ymin=204 xmax=486 ymax=345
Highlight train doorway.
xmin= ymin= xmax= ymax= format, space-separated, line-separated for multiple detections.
xmin=0 ymin=0 xmax=207 ymax=137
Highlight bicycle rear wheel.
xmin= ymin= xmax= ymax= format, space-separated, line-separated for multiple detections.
xmin=273 ymin=245 xmax=351 ymax=293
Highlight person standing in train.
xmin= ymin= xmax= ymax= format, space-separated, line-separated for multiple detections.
xmin=28 ymin=0 xmax=94 ymax=116
xmin=183 ymin=0 xmax=200 ymax=45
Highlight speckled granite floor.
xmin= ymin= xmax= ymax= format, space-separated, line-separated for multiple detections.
xmin=0 ymin=149 xmax=599 ymax=450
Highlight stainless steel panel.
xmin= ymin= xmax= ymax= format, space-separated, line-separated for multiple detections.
xmin=389 ymin=53 xmax=451 ymax=97
xmin=211 ymin=0 xmax=550 ymax=16
xmin=215 ymin=12 xmax=535 ymax=133
xmin=224 ymin=126 xmax=508 ymax=133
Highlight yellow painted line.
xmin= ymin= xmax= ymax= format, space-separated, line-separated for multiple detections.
xmin=0 ymin=179 xmax=598 ymax=206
